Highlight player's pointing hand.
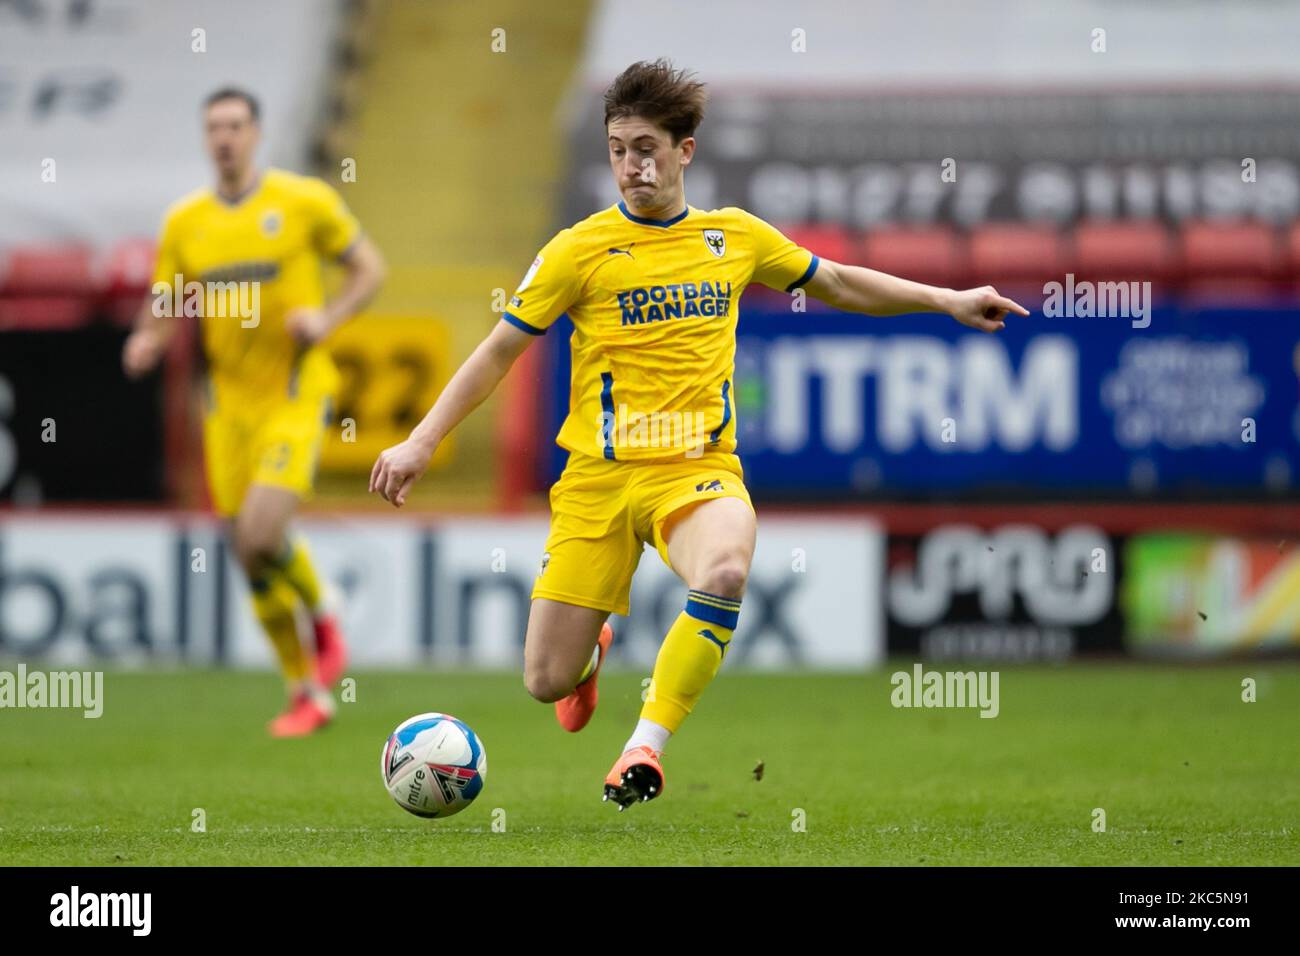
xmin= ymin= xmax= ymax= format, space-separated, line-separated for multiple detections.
xmin=947 ymin=286 xmax=1029 ymax=333
xmin=369 ymin=437 xmax=433 ymax=508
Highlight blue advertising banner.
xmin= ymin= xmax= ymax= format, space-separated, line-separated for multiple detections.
xmin=541 ymin=299 xmax=1299 ymax=498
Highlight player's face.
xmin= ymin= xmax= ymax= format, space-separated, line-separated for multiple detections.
xmin=607 ymin=117 xmax=693 ymax=215
xmin=204 ymin=99 xmax=260 ymax=179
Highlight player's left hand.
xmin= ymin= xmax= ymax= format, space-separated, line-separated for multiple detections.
xmin=947 ymin=286 xmax=1029 ymax=333
xmin=284 ymin=307 xmax=333 ymax=345
xmin=370 ymin=436 xmax=434 ymax=508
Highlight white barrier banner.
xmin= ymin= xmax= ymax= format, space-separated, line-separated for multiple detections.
xmin=0 ymin=515 xmax=883 ymax=670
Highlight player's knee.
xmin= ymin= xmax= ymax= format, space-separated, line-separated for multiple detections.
xmin=523 ymin=664 xmax=572 ymax=703
xmin=232 ymin=526 xmax=282 ymax=578
xmin=694 ymin=556 xmax=749 ymax=599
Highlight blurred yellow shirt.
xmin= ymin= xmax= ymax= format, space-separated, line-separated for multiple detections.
xmin=504 ymin=202 xmax=818 ymax=461
xmin=151 ymin=167 xmax=360 ymax=412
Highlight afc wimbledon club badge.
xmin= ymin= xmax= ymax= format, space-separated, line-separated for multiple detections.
xmin=261 ymin=210 xmax=282 ymax=238
xmin=703 ymin=229 xmax=725 ymax=257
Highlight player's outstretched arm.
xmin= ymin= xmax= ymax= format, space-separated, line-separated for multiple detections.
xmin=802 ymin=259 xmax=1029 ymax=332
xmin=369 ymin=319 xmax=536 ymax=507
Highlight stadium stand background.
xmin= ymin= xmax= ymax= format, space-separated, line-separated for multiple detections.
xmin=1 ymin=0 xmax=1298 ymax=670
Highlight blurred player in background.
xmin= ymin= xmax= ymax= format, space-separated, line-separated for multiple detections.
xmin=123 ymin=88 xmax=387 ymax=736
xmin=370 ymin=60 xmax=1025 ymax=806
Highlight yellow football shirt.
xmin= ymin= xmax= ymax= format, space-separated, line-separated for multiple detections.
xmin=504 ymin=202 xmax=818 ymax=461
xmin=151 ymin=167 xmax=361 ymax=411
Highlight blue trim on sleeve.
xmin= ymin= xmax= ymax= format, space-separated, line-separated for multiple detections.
xmin=502 ymin=311 xmax=546 ymax=335
xmin=599 ymin=371 xmax=616 ymax=460
xmin=785 ymin=254 xmax=820 ymax=293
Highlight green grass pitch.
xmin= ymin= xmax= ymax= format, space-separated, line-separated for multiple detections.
xmin=1 ymin=665 xmax=1296 ymax=865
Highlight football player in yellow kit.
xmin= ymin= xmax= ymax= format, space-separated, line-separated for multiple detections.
xmin=370 ymin=60 xmax=1025 ymax=806
xmin=124 ymin=88 xmax=386 ymax=736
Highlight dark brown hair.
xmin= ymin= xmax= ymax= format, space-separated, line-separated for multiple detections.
xmin=203 ymin=87 xmax=260 ymax=122
xmin=603 ymin=59 xmax=706 ymax=144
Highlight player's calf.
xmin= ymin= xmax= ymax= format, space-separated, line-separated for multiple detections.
xmin=231 ymin=485 xmax=299 ymax=579
xmin=523 ymin=664 xmax=577 ymax=703
xmin=521 ymin=598 xmax=609 ymax=702
xmin=555 ymin=621 xmax=614 ymax=732
xmin=231 ymin=524 xmax=287 ymax=581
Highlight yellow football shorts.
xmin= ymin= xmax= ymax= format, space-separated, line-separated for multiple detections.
xmin=201 ymin=370 xmax=335 ymax=518
xmin=531 ymin=449 xmax=755 ymax=616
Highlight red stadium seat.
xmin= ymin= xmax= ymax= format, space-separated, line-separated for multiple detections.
xmin=0 ymin=244 xmax=96 ymax=297
xmin=968 ymin=223 xmax=1066 ymax=290
xmin=104 ymin=238 xmax=158 ymax=295
xmin=1286 ymin=222 xmax=1300 ymax=285
xmin=858 ymin=225 xmax=966 ymax=289
xmin=1071 ymin=220 xmax=1177 ymax=283
xmin=1179 ymin=220 xmax=1283 ymax=302
xmin=103 ymin=238 xmax=158 ymax=327
xmin=0 ymin=296 xmax=96 ymax=331
xmin=1179 ymin=220 xmax=1282 ymax=280
xmin=776 ymin=224 xmax=854 ymax=269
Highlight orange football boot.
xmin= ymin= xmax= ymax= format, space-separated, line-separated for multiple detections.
xmin=312 ymin=610 xmax=349 ymax=689
xmin=602 ymin=745 xmax=665 ymax=810
xmin=555 ymin=621 xmax=613 ymax=733
xmin=268 ymin=688 xmax=334 ymax=738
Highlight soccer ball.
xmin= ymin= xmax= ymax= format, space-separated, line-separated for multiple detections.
xmin=381 ymin=713 xmax=487 ymax=818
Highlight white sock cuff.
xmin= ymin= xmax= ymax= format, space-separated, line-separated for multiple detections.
xmin=624 ymin=717 xmax=672 ymax=755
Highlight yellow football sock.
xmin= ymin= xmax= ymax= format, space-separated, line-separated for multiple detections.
xmin=250 ymin=573 xmax=312 ymax=684
xmin=270 ymin=535 xmax=324 ymax=614
xmin=640 ymin=589 xmax=741 ymax=732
